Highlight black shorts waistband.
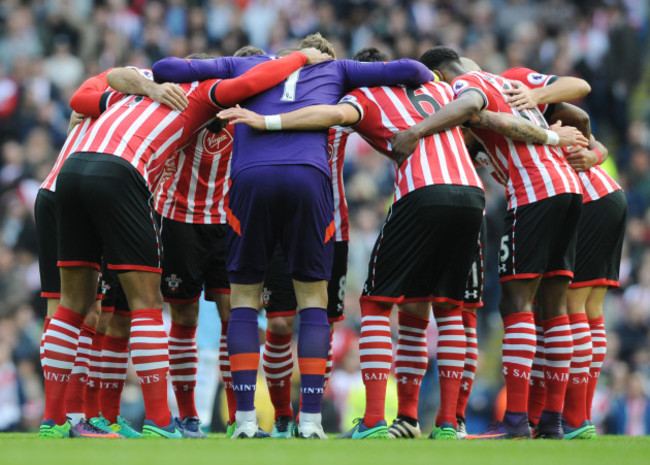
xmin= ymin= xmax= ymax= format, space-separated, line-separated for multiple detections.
xmin=395 ymin=184 xmax=485 ymax=209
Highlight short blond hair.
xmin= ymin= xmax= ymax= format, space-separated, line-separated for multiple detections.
xmin=299 ymin=33 xmax=336 ymax=59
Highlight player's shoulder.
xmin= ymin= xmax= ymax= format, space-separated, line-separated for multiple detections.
xmin=502 ymin=67 xmax=549 ymax=86
xmin=451 ymin=71 xmax=484 ymax=95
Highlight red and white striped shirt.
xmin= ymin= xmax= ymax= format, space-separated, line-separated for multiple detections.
xmin=75 ymin=80 xmax=223 ymax=190
xmin=154 ymin=123 xmax=234 ymax=224
xmin=452 ymin=71 xmax=581 ymax=209
xmin=328 ymin=127 xmax=350 ymax=242
xmin=501 ymin=67 xmax=621 ymax=204
xmin=41 ymin=67 xmax=152 ymax=192
xmin=340 ymin=80 xmax=483 ymax=202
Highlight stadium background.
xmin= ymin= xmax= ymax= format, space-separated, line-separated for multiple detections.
xmin=0 ymin=0 xmax=648 ymax=436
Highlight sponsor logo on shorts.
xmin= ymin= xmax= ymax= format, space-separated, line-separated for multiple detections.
xmin=165 ymin=273 xmax=183 ymax=293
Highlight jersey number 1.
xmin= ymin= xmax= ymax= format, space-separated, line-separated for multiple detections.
xmin=281 ymin=70 xmax=301 ymax=102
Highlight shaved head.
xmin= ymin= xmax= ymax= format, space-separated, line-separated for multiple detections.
xmin=460 ymin=57 xmax=481 ymax=72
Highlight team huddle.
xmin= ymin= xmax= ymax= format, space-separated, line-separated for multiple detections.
xmin=35 ymin=33 xmax=626 ymax=441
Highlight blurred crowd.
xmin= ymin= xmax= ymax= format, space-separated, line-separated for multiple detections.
xmin=0 ymin=0 xmax=648 ymax=435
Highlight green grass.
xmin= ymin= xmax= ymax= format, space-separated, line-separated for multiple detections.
xmin=3 ymin=434 xmax=650 ymax=465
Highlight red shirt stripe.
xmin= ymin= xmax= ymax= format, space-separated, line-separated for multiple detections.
xmin=340 ymin=81 xmax=483 ymax=202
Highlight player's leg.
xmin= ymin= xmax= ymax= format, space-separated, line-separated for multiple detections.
xmin=203 ymin=223 xmax=235 ymax=435
xmin=159 ymin=218 xmax=216 ymax=438
xmin=292 ymin=279 xmax=330 ymax=439
xmin=388 ymin=301 xmax=429 ymax=439
xmin=585 ymin=286 xmax=608 ymax=423
xmin=87 ymin=153 xmax=178 ymax=438
xmin=563 ymin=286 xmax=594 ymax=439
xmin=40 ymin=157 xmax=107 ymax=438
xmin=276 ymin=165 xmax=334 ymax=440
xmin=85 ymin=305 xmax=112 ymax=424
xmin=101 ymin=296 xmax=138 ymax=437
xmin=531 ymin=193 xmax=582 ymax=439
xmin=455 ymin=218 xmax=486 ymax=438
xmin=324 ymin=241 xmax=348 ymax=387
xmin=262 ymin=247 xmax=298 ymax=438
xmin=527 ymin=305 xmax=546 ymax=428
xmin=34 ymin=189 xmax=60 ymax=361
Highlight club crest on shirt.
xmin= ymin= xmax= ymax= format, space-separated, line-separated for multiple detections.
xmin=165 ymin=274 xmax=182 ymax=293
xmin=202 ymin=127 xmax=233 ymax=156
xmin=453 ymin=79 xmax=469 ymax=94
xmin=527 ymin=73 xmax=546 ymax=85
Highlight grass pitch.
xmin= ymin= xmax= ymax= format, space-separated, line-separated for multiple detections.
xmin=3 ymin=434 xmax=650 ymax=465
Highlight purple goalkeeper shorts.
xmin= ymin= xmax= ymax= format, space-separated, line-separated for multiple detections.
xmin=226 ymin=164 xmax=334 ymax=284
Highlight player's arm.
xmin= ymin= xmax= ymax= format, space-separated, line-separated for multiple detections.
xmin=67 ymin=111 xmax=86 ymax=135
xmin=545 ymin=102 xmax=591 ymax=139
xmin=342 ymin=59 xmax=434 ymax=89
xmin=152 ymin=56 xmax=238 ymax=82
xmin=217 ymin=102 xmax=361 ymax=130
xmin=106 ymin=67 xmax=188 ymax=111
xmin=390 ymin=91 xmax=485 ymax=162
xmin=564 ymin=136 xmax=608 ymax=172
xmin=212 ymin=49 xmax=330 ymax=107
xmin=467 ymin=110 xmax=588 ymax=147
xmin=504 ymin=76 xmax=591 ymax=111
xmin=69 ymin=69 xmax=117 ymax=117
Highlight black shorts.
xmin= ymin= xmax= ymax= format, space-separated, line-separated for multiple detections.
xmin=499 ymin=193 xmax=582 ymax=282
xmin=35 ymin=189 xmax=60 ymax=298
xmin=56 ymin=152 xmax=162 ymax=273
xmin=362 ymin=185 xmax=485 ymax=306
xmin=263 ymin=241 xmax=348 ymax=322
xmin=160 ymin=218 xmax=230 ymax=303
xmin=570 ymin=190 xmax=627 ymax=288
xmin=100 ymin=263 xmax=130 ymax=315
xmin=464 ymin=215 xmax=487 ymax=308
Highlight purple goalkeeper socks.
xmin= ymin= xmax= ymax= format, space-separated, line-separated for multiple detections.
xmin=227 ymin=307 xmax=260 ymax=412
xmin=297 ymin=307 xmax=330 ymax=414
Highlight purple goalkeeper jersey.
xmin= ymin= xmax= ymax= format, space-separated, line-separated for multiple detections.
xmin=153 ymin=55 xmax=433 ymax=179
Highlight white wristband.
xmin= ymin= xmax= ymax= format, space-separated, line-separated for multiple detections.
xmin=265 ymin=114 xmax=282 ymax=130
xmin=544 ymin=129 xmax=560 ymax=146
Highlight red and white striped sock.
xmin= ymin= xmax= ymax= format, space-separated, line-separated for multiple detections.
xmin=130 ymin=308 xmax=171 ymax=426
xmin=262 ymin=330 xmax=294 ymax=419
xmin=40 ymin=317 xmax=51 ymax=363
xmin=542 ymin=315 xmax=573 ymax=413
xmin=169 ymin=322 xmax=198 ymax=419
xmin=219 ymin=322 xmax=236 ymax=425
xmin=359 ymin=298 xmax=392 ymax=427
xmin=64 ymin=324 xmax=94 ymax=420
xmin=528 ymin=315 xmax=546 ymax=424
xmin=563 ymin=313 xmax=592 ymax=428
xmin=456 ymin=310 xmax=477 ymax=420
xmin=502 ymin=312 xmax=536 ymax=413
xmin=100 ymin=334 xmax=129 ymax=424
xmin=433 ymin=307 xmax=464 ymax=427
xmin=395 ymin=310 xmax=428 ymax=422
xmin=586 ymin=316 xmax=606 ymax=420
xmin=85 ymin=331 xmax=105 ymax=418
xmin=323 ymin=330 xmax=334 ymax=390
xmin=42 ymin=306 xmax=84 ymax=424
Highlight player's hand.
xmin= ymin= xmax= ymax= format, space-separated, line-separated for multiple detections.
xmin=299 ymin=47 xmax=333 ymax=65
xmin=146 ymin=82 xmax=189 ymax=112
xmin=67 ymin=111 xmax=87 ymax=135
xmin=504 ymin=81 xmax=537 ymax=111
xmin=565 ymin=145 xmax=598 ymax=172
xmin=550 ymin=120 xmax=589 ymax=147
xmin=391 ymin=129 xmax=419 ymax=166
xmin=217 ymin=105 xmax=265 ymax=130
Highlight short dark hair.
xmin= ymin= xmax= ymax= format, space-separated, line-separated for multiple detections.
xmin=418 ymin=46 xmax=461 ymax=71
xmin=276 ymin=47 xmax=299 ymax=57
xmin=352 ymin=47 xmax=387 ymax=63
xmin=234 ymin=45 xmax=265 ymax=57
xmin=185 ymin=52 xmax=216 ymax=60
